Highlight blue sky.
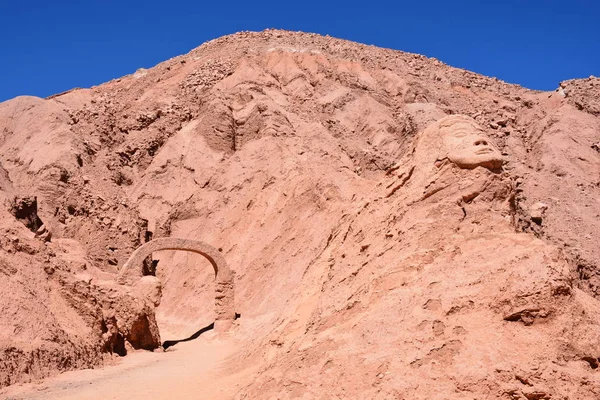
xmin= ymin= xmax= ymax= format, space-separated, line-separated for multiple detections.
xmin=1 ymin=1 xmax=598 ymax=102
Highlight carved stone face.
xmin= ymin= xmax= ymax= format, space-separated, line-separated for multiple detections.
xmin=439 ymin=118 xmax=504 ymax=170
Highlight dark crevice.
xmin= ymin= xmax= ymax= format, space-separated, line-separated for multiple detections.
xmin=143 ymin=258 xmax=157 ymax=276
xmin=114 ymin=334 xmax=127 ymax=357
xmin=101 ymin=318 xmax=127 ymax=356
xmin=112 ymin=170 xmax=133 ymax=186
xmin=9 ymin=196 xmax=44 ymax=232
xmin=583 ymin=356 xmax=599 ymax=369
xmin=59 ymin=169 xmax=70 ymax=183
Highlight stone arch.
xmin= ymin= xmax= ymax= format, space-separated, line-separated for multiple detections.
xmin=117 ymin=237 xmax=236 ymax=332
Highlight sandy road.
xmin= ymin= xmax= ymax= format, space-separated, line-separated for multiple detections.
xmin=1 ymin=332 xmax=252 ymax=400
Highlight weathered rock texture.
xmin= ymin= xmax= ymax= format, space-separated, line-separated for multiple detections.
xmin=0 ymin=29 xmax=599 ymax=398
xmin=118 ymin=237 xmax=236 ymax=330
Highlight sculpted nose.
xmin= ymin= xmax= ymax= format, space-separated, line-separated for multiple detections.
xmin=474 ymin=139 xmax=488 ymax=146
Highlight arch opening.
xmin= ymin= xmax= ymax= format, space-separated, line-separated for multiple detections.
xmin=117 ymin=238 xmax=236 ymax=333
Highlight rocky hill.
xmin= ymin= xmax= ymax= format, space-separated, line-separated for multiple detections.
xmin=0 ymin=29 xmax=599 ymax=399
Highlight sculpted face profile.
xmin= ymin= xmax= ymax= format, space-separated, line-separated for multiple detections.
xmin=414 ymin=115 xmax=504 ymax=171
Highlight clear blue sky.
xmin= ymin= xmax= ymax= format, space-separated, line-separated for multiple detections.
xmin=1 ymin=1 xmax=598 ymax=102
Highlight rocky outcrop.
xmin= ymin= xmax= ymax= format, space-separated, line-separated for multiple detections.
xmin=239 ymin=115 xmax=600 ymax=399
xmin=117 ymin=237 xmax=235 ymax=331
xmin=0 ymin=30 xmax=599 ymax=398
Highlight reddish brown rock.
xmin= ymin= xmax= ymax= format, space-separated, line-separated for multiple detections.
xmin=0 ymin=30 xmax=599 ymax=398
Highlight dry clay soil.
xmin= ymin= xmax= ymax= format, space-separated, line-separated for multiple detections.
xmin=1 ymin=30 xmax=600 ymax=399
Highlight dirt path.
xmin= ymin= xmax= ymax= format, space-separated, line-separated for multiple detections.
xmin=1 ymin=332 xmax=254 ymax=400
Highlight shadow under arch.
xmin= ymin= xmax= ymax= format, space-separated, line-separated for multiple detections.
xmin=162 ymin=313 xmax=241 ymax=350
xmin=117 ymin=237 xmax=236 ymax=332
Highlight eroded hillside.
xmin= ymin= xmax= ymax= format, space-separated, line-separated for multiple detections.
xmin=1 ymin=29 xmax=599 ymax=399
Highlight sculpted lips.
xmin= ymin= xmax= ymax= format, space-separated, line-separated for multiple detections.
xmin=475 ymin=148 xmax=494 ymax=155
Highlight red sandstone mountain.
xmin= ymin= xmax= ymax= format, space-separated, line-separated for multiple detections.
xmin=1 ymin=30 xmax=600 ymax=399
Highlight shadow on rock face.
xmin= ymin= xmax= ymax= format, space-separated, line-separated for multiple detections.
xmin=162 ymin=313 xmax=240 ymax=350
xmin=162 ymin=322 xmax=215 ymax=350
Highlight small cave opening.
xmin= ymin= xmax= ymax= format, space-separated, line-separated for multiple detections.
xmin=9 ymin=196 xmax=44 ymax=232
xmin=127 ymin=315 xmax=159 ymax=351
xmin=583 ymin=356 xmax=599 ymax=370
